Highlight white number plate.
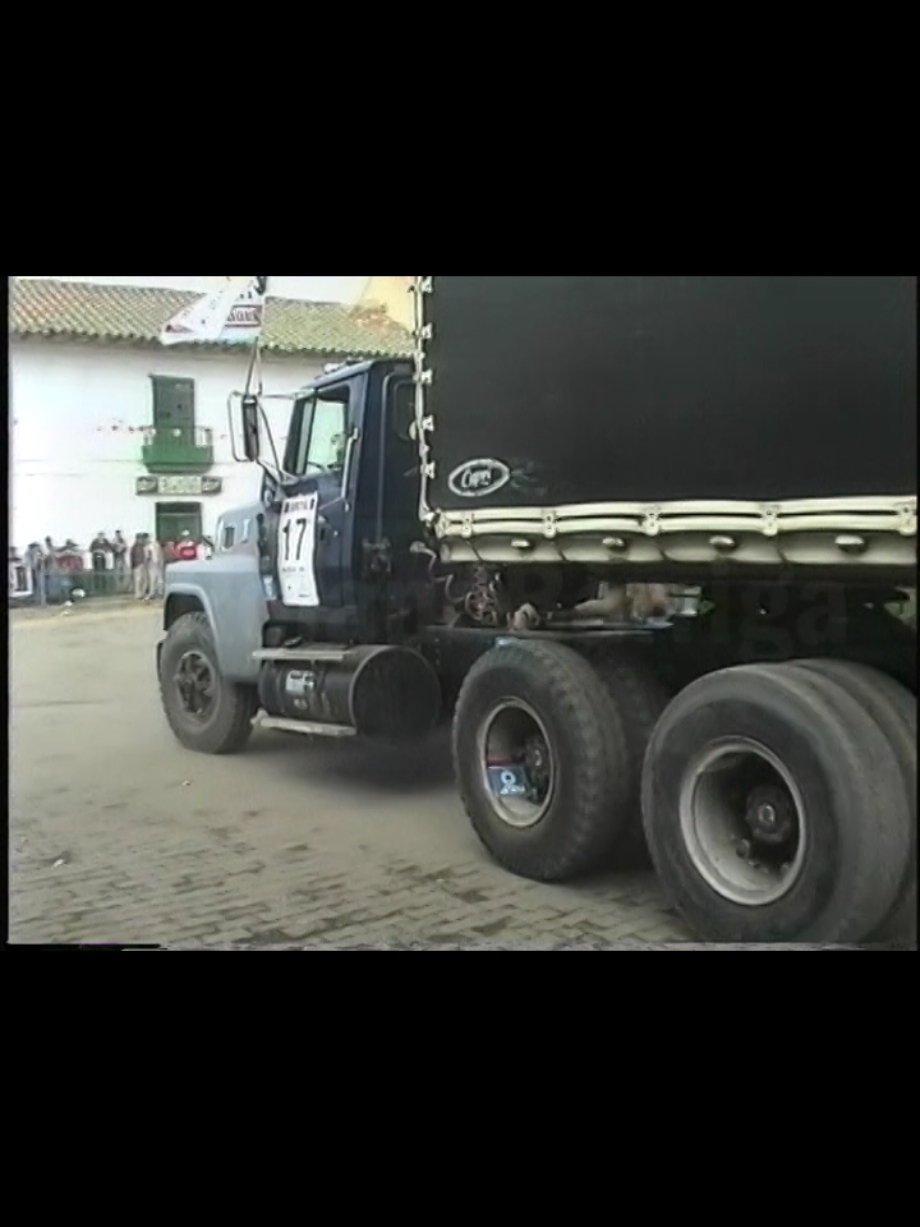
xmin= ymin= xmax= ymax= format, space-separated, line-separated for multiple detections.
xmin=278 ymin=494 xmax=320 ymax=607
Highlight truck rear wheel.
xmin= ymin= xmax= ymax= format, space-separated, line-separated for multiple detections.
xmin=452 ymin=640 xmax=631 ymax=881
xmin=641 ymin=663 xmax=911 ymax=943
xmin=159 ymin=612 xmax=257 ymax=755
xmin=787 ymin=659 xmax=916 ymax=946
xmin=594 ymin=653 xmax=671 ymax=868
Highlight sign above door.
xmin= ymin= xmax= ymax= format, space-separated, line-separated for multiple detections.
xmin=136 ymin=476 xmax=223 ymax=497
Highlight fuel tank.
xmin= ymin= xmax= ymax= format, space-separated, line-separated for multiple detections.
xmin=258 ymin=644 xmax=442 ymax=739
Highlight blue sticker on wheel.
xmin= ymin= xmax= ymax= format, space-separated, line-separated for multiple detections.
xmin=487 ymin=765 xmax=529 ymax=798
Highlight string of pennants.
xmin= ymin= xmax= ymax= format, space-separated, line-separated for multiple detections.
xmin=15 ymin=420 xmax=232 ymax=439
xmin=93 ymin=425 xmax=231 ymax=440
xmin=12 ymin=419 xmax=235 ymax=439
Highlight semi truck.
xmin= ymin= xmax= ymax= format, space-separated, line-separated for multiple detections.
xmin=156 ymin=276 xmax=917 ymax=945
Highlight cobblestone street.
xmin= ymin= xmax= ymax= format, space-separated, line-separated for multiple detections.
xmin=10 ymin=603 xmax=691 ymax=948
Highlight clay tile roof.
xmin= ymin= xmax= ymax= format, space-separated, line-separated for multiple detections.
xmin=9 ymin=279 xmax=412 ymax=359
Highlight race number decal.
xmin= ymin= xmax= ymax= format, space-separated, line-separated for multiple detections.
xmin=278 ymin=494 xmax=320 ymax=607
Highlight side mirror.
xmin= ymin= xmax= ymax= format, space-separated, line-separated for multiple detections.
xmin=241 ymin=394 xmax=261 ymax=462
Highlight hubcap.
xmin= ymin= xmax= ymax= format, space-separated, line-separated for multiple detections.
xmin=478 ymin=700 xmax=555 ymax=829
xmin=679 ymin=738 xmax=807 ymax=906
xmin=173 ymin=650 xmax=217 ymax=721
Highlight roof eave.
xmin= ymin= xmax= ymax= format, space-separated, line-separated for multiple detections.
xmin=10 ymin=329 xmax=410 ymax=360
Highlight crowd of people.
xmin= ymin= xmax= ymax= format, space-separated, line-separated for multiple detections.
xmin=10 ymin=530 xmax=213 ymax=605
xmin=127 ymin=531 xmax=210 ymax=600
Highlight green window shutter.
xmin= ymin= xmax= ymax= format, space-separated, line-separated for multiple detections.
xmin=152 ymin=377 xmax=196 ymax=437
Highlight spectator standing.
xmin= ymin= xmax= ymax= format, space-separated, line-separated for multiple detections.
xmin=112 ymin=530 xmax=129 ymax=592
xmin=175 ymin=530 xmax=198 ymax=562
xmin=58 ymin=540 xmax=83 ymax=573
xmin=130 ymin=533 xmax=147 ymax=600
xmin=144 ymin=536 xmax=164 ymax=601
xmin=42 ymin=539 xmax=60 ymax=602
xmin=25 ymin=542 xmax=46 ymax=605
xmin=89 ymin=531 xmax=110 ymax=595
xmin=50 ymin=540 xmax=81 ymax=603
xmin=155 ymin=538 xmax=166 ymax=598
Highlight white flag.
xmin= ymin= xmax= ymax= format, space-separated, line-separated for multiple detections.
xmin=159 ymin=277 xmax=266 ymax=347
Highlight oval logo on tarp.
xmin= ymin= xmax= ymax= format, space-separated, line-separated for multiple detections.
xmin=448 ymin=459 xmax=512 ymax=499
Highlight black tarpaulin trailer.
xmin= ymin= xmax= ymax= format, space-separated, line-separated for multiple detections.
xmin=417 ymin=276 xmax=916 ymax=581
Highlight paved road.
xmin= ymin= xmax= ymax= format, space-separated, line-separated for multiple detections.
xmin=10 ymin=602 xmax=691 ymax=947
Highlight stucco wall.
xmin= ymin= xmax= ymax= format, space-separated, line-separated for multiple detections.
xmin=10 ymin=338 xmax=326 ymax=549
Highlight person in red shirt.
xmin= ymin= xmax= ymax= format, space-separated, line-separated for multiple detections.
xmin=57 ymin=541 xmax=85 ymax=573
xmin=175 ymin=531 xmax=198 ymax=562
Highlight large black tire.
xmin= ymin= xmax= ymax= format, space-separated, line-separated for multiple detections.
xmin=452 ymin=639 xmax=630 ymax=881
xmin=642 ymin=663 xmax=911 ymax=943
xmin=787 ymin=659 xmax=916 ymax=946
xmin=159 ymin=612 xmax=258 ymax=755
xmin=594 ymin=652 xmax=671 ymax=868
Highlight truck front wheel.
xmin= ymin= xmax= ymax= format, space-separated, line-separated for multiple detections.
xmin=452 ymin=640 xmax=631 ymax=882
xmin=642 ymin=663 xmax=912 ymax=944
xmin=158 ymin=612 xmax=257 ymax=755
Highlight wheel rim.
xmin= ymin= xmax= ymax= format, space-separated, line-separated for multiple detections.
xmin=477 ymin=700 xmax=555 ymax=829
xmin=679 ymin=737 xmax=808 ymax=907
xmin=173 ymin=650 xmax=217 ymax=722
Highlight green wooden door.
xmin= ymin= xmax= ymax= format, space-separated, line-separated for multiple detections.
xmin=155 ymin=502 xmax=203 ymax=544
xmin=152 ymin=377 xmax=195 ymax=440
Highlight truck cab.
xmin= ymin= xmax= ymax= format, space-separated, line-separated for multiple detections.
xmin=255 ymin=358 xmax=421 ymax=642
xmin=158 ymin=356 xmax=442 ymax=746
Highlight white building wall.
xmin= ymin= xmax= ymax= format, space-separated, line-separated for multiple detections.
xmin=10 ymin=338 xmax=326 ymax=550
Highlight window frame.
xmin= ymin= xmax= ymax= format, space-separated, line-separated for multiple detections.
xmin=151 ymin=376 xmax=196 ymax=439
xmin=291 ymin=385 xmax=352 ymax=485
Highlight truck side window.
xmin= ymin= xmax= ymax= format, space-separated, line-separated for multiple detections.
xmin=221 ymin=524 xmax=236 ymax=551
xmin=391 ymin=381 xmax=415 ymax=441
xmin=295 ymin=390 xmax=350 ymax=484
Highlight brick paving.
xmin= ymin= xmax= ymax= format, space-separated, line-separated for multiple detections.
xmin=9 ymin=603 xmax=695 ymax=948
xmin=9 ymin=604 xmax=898 ymax=949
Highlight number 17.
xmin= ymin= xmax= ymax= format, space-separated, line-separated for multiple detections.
xmin=282 ymin=516 xmax=311 ymax=563
xmin=295 ymin=517 xmax=308 ymax=557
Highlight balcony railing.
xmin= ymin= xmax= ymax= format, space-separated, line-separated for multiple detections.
xmin=141 ymin=426 xmax=214 ymax=474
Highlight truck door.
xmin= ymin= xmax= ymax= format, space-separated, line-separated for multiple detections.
xmin=381 ymin=375 xmax=423 ymax=581
xmin=277 ymin=381 xmax=355 ymax=610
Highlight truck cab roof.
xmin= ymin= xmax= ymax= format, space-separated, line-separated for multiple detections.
xmin=295 ymin=357 xmax=412 ymax=398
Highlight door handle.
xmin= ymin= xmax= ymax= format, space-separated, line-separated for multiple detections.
xmin=341 ymin=428 xmax=360 ymax=512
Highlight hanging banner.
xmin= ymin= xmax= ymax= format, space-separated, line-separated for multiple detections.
xmin=159 ymin=277 xmax=267 ymax=347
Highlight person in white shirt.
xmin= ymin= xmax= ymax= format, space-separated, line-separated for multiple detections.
xmin=144 ymin=537 xmax=164 ymax=601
